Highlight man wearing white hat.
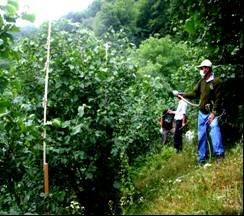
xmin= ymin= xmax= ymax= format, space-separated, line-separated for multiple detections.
xmin=176 ymin=59 xmax=224 ymax=164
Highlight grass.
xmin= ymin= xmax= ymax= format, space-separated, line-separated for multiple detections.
xmin=123 ymin=140 xmax=243 ymax=215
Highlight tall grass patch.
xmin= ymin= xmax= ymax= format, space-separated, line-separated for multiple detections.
xmin=124 ymin=142 xmax=243 ymax=215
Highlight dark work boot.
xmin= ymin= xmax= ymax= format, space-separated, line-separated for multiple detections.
xmin=216 ymin=155 xmax=224 ymax=164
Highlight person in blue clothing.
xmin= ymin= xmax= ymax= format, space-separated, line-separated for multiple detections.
xmin=176 ymin=59 xmax=225 ymax=164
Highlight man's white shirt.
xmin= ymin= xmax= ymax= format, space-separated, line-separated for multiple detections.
xmin=174 ymin=100 xmax=187 ymax=120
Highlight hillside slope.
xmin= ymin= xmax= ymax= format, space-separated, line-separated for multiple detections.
xmin=124 ymin=142 xmax=243 ymax=215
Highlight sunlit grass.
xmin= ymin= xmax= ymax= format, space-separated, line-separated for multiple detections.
xmin=124 ymin=142 xmax=243 ymax=215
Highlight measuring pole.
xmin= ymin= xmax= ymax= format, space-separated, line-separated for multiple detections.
xmin=43 ymin=19 xmax=52 ymax=195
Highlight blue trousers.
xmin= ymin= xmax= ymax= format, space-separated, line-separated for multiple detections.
xmin=198 ymin=111 xmax=224 ymax=162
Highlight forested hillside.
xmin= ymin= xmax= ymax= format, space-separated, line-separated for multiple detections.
xmin=0 ymin=0 xmax=243 ymax=214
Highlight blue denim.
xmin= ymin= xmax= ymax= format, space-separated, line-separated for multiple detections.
xmin=198 ymin=111 xmax=224 ymax=162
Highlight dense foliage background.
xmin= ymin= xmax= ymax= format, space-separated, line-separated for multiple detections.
xmin=0 ymin=0 xmax=243 ymax=214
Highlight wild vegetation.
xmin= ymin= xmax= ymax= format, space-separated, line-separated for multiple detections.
xmin=0 ymin=0 xmax=243 ymax=214
xmin=124 ymin=142 xmax=243 ymax=215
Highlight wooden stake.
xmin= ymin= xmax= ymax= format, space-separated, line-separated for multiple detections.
xmin=44 ymin=162 xmax=49 ymax=193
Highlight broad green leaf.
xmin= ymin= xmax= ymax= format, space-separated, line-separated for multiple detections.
xmin=78 ymin=104 xmax=85 ymax=117
xmin=0 ymin=111 xmax=10 ymax=118
xmin=5 ymin=4 xmax=17 ymax=16
xmin=52 ymin=118 xmax=61 ymax=127
xmin=71 ymin=123 xmax=82 ymax=135
xmin=21 ymin=13 xmax=35 ymax=22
